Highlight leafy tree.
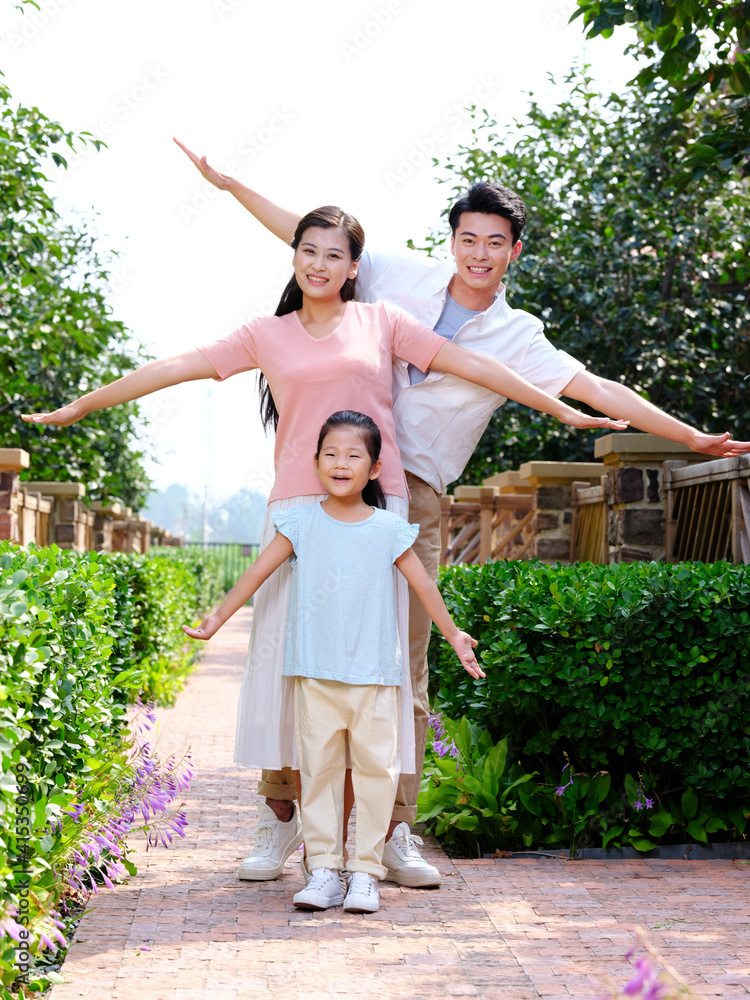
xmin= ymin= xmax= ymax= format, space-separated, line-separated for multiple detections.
xmin=0 ymin=73 xmax=152 ymax=508
xmin=572 ymin=0 xmax=750 ymax=183
xmin=416 ymin=68 xmax=750 ymax=486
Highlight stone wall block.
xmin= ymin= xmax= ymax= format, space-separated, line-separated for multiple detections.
xmin=620 ymin=508 xmax=664 ymax=546
xmin=612 ymin=467 xmax=643 ymax=504
xmin=58 ymin=499 xmax=80 ymax=522
xmin=646 ymin=469 xmax=660 ymax=503
xmin=54 ymin=523 xmax=76 ymax=545
xmin=535 ymin=537 xmax=572 ymax=561
xmin=536 ymin=486 xmax=571 ymax=510
xmin=534 ymin=512 xmax=559 ymax=531
xmin=0 ymin=471 xmax=20 ymax=492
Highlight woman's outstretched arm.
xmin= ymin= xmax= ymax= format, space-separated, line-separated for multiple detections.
xmin=430 ymin=341 xmax=629 ymax=432
xmin=21 ymin=350 xmax=218 ymax=426
xmin=174 ymin=138 xmax=301 ymax=245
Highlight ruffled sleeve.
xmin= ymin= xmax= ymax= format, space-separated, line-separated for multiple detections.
xmin=392 ymin=516 xmax=419 ymax=562
xmin=272 ymin=507 xmax=300 ymax=561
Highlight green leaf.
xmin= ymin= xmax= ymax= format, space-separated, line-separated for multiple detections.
xmin=682 ymin=786 xmax=699 ymax=821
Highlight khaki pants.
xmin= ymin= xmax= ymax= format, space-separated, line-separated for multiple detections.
xmin=259 ymin=472 xmax=442 ymax=826
xmin=295 ymin=677 xmax=399 ymax=879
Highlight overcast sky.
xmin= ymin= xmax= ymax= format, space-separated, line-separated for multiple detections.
xmin=1 ymin=0 xmax=637 ymax=502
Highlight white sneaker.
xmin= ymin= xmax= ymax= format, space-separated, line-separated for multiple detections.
xmin=343 ymin=872 xmax=379 ymax=913
xmin=292 ymin=867 xmax=347 ymax=911
xmin=237 ymin=802 xmax=303 ymax=881
xmin=381 ymin=823 xmax=441 ymax=887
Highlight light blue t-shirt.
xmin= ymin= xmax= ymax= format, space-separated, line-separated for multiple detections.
xmin=407 ymin=291 xmax=482 ymax=385
xmin=272 ymin=503 xmax=419 ymax=686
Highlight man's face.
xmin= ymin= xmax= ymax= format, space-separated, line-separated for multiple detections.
xmin=450 ymin=212 xmax=522 ymax=297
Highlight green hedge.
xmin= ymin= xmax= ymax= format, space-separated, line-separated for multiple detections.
xmin=429 ymin=560 xmax=750 ymax=811
xmin=0 ymin=542 xmax=224 ymax=996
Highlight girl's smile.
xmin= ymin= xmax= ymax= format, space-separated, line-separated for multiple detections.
xmin=314 ymin=426 xmax=382 ymax=504
xmin=293 ymin=226 xmax=358 ymax=300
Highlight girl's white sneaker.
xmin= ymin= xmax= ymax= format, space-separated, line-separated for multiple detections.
xmin=343 ymin=872 xmax=379 ymax=913
xmin=292 ymin=867 xmax=346 ymax=910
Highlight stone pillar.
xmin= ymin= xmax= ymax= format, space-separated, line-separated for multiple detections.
xmin=91 ymin=501 xmax=121 ymax=552
xmin=24 ymin=482 xmax=87 ymax=551
xmin=517 ymin=461 xmax=607 ymax=564
xmin=0 ymin=449 xmax=30 ymax=542
xmin=594 ymin=434 xmax=711 ymax=562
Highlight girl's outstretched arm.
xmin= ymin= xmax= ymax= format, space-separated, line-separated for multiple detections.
xmin=430 ymin=341 xmax=629 ymax=432
xmin=174 ymin=138 xmax=301 ymax=245
xmin=395 ymin=547 xmax=484 ymax=679
xmin=21 ymin=350 xmax=218 ymax=426
xmin=183 ymin=532 xmax=294 ymax=640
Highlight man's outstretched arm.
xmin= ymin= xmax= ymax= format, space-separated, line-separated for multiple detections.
xmin=174 ymin=138 xmax=301 ymax=244
xmin=563 ymin=370 xmax=750 ymax=458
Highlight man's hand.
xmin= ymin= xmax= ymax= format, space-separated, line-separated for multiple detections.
xmin=183 ymin=612 xmax=224 ymax=641
xmin=690 ymin=431 xmax=750 ymax=458
xmin=448 ymin=630 xmax=484 ymax=679
xmin=22 ymin=402 xmax=85 ymax=427
xmin=562 ymin=412 xmax=630 ymax=431
xmin=174 ymin=137 xmax=233 ymax=190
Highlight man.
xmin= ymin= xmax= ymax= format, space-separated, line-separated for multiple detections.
xmin=175 ymin=139 xmax=750 ymax=888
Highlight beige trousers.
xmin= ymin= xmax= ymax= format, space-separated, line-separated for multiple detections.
xmin=258 ymin=472 xmax=442 ymax=825
xmin=294 ymin=677 xmax=399 ymax=879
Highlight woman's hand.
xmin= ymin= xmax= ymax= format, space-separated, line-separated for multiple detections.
xmin=173 ymin=137 xmax=233 ymax=190
xmin=183 ymin=613 xmax=224 ymax=641
xmin=560 ymin=410 xmax=630 ymax=431
xmin=449 ymin=631 xmax=484 ymax=679
xmin=22 ymin=402 xmax=86 ymax=427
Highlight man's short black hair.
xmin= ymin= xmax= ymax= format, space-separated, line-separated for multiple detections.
xmin=448 ymin=182 xmax=527 ymax=244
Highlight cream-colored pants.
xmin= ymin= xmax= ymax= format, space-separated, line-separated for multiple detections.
xmin=294 ymin=677 xmax=399 ymax=879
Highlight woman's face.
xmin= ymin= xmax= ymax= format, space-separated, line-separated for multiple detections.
xmin=293 ymin=226 xmax=358 ymax=301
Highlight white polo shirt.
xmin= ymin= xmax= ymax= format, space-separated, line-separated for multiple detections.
xmin=356 ymin=246 xmax=585 ymax=494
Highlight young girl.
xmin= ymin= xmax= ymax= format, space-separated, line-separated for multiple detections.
xmin=183 ymin=410 xmax=484 ymax=914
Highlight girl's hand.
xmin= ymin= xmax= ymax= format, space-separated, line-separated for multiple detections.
xmin=183 ymin=613 xmax=223 ymax=641
xmin=449 ymin=631 xmax=484 ymax=679
xmin=21 ymin=402 xmax=85 ymax=427
xmin=561 ymin=410 xmax=630 ymax=431
xmin=173 ymin=138 xmax=233 ymax=190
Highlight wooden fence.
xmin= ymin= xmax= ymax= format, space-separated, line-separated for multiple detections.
xmin=665 ymin=457 xmax=750 ymax=563
xmin=439 ymin=489 xmax=535 ymax=566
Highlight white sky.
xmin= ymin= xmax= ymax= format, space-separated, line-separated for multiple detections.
xmin=0 ymin=0 xmax=638 ymax=502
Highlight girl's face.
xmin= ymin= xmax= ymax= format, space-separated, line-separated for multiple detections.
xmin=293 ymin=226 xmax=358 ymax=301
xmin=314 ymin=426 xmax=381 ymax=499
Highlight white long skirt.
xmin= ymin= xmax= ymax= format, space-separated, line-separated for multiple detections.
xmin=233 ymin=493 xmax=415 ymax=774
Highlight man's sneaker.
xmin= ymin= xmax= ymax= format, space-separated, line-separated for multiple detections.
xmin=343 ymin=872 xmax=379 ymax=913
xmin=382 ymin=823 xmax=441 ymax=887
xmin=292 ymin=867 xmax=347 ymax=911
xmin=237 ymin=802 xmax=302 ymax=881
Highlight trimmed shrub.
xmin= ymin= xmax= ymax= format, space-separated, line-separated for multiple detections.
xmin=0 ymin=542 xmax=223 ymax=995
xmin=429 ymin=560 xmax=750 ymax=811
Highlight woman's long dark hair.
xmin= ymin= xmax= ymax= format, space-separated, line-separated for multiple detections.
xmin=316 ymin=410 xmax=386 ymax=510
xmin=258 ymin=206 xmax=365 ymax=433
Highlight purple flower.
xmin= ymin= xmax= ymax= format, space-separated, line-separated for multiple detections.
xmin=634 ymin=799 xmax=643 ymax=811
xmin=644 ymin=797 xmax=654 ymax=809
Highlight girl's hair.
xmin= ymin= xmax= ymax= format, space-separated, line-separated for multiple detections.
xmin=316 ymin=410 xmax=386 ymax=510
xmin=258 ymin=206 xmax=366 ymax=434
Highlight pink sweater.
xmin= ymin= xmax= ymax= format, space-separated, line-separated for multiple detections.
xmin=198 ymin=300 xmax=444 ymax=502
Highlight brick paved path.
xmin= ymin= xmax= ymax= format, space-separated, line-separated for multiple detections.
xmin=51 ymin=608 xmax=749 ymax=1000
